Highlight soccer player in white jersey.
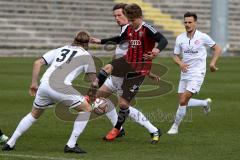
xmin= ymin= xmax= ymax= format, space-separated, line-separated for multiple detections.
xmin=2 ymin=31 xmax=104 ymax=153
xmin=167 ymin=12 xmax=221 ymax=134
xmin=93 ymin=3 xmax=162 ymax=144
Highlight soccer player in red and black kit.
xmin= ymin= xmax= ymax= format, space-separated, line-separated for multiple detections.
xmin=91 ymin=3 xmax=168 ymax=141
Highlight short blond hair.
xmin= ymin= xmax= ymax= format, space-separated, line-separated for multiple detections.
xmin=72 ymin=31 xmax=90 ymax=49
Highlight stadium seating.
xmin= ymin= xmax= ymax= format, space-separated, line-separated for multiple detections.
xmin=0 ymin=0 xmax=239 ymax=56
xmin=144 ymin=0 xmax=240 ymax=55
xmin=0 ymin=0 xmax=119 ymax=56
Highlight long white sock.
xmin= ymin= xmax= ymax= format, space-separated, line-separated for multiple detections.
xmin=66 ymin=112 xmax=90 ymax=148
xmin=188 ymin=98 xmax=207 ymax=107
xmin=7 ymin=113 xmax=37 ymax=147
xmin=173 ymin=105 xmax=186 ymax=127
xmin=129 ymin=106 xmax=158 ymax=133
xmin=105 ymin=99 xmax=118 ymax=126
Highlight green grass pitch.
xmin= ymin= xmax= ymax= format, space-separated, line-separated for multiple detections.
xmin=0 ymin=57 xmax=239 ymax=160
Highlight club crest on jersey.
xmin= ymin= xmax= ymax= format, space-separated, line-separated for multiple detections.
xmin=130 ymin=40 xmax=141 ymax=48
xmin=194 ymin=40 xmax=200 ymax=45
xmin=139 ymin=31 xmax=143 ymax=37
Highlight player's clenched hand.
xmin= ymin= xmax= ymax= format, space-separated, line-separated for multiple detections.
xmin=209 ymin=63 xmax=218 ymax=72
xmin=151 ymin=48 xmax=160 ymax=55
xmin=143 ymin=48 xmax=159 ymax=60
xmin=29 ymin=84 xmax=38 ymax=96
xmin=90 ymin=37 xmax=101 ymax=44
xmin=148 ymin=73 xmax=160 ymax=83
xmin=143 ymin=53 xmax=155 ymax=60
xmin=180 ymin=63 xmax=189 ymax=72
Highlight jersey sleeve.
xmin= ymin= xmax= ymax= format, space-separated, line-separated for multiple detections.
xmin=202 ymin=33 xmax=216 ymax=48
xmin=101 ymin=25 xmax=128 ymax=44
xmin=84 ymin=55 xmax=96 ymax=73
xmin=174 ymin=36 xmax=181 ymax=55
xmin=42 ymin=49 xmax=57 ymax=65
xmin=145 ymin=23 xmax=168 ymax=51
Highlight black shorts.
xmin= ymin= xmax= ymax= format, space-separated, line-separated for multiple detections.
xmin=111 ymin=57 xmax=134 ymax=78
xmin=110 ymin=57 xmax=145 ymax=102
xmin=121 ymin=74 xmax=145 ymax=102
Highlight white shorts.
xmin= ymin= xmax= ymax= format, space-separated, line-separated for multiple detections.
xmin=103 ymin=75 xmax=124 ymax=96
xmin=33 ymin=82 xmax=85 ymax=109
xmin=178 ymin=79 xmax=204 ymax=94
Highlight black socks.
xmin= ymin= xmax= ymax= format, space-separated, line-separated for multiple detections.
xmin=115 ymin=108 xmax=130 ymax=130
xmin=97 ymin=69 xmax=108 ymax=87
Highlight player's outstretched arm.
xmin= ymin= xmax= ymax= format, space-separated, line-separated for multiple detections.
xmin=209 ymin=44 xmax=221 ymax=72
xmin=90 ymin=37 xmax=101 ymax=44
xmin=29 ymin=58 xmax=46 ymax=96
xmin=90 ymin=36 xmax=122 ymax=45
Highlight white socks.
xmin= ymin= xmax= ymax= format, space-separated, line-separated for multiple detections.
xmin=129 ymin=106 xmax=158 ymax=133
xmin=188 ymin=98 xmax=207 ymax=107
xmin=105 ymin=99 xmax=118 ymax=127
xmin=173 ymin=98 xmax=207 ymax=127
xmin=66 ymin=112 xmax=90 ymax=148
xmin=173 ymin=106 xmax=186 ymax=127
xmin=105 ymin=99 xmax=158 ymax=133
xmin=7 ymin=113 xmax=37 ymax=147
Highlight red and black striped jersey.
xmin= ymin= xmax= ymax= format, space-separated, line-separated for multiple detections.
xmin=101 ymin=21 xmax=168 ymax=75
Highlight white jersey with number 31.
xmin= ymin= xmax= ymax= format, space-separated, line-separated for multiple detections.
xmin=40 ymin=45 xmax=96 ymax=85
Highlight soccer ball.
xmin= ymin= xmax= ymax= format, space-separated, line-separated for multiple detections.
xmin=92 ymin=97 xmax=108 ymax=115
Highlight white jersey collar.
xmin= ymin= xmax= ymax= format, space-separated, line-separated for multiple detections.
xmin=186 ymin=29 xmax=199 ymax=39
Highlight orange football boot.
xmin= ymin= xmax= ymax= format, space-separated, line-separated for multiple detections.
xmin=104 ymin=128 xmax=120 ymax=141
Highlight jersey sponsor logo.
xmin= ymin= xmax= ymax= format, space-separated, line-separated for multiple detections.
xmin=183 ymin=46 xmax=198 ymax=54
xmin=184 ymin=49 xmax=198 ymax=54
xmin=130 ymin=40 xmax=141 ymax=48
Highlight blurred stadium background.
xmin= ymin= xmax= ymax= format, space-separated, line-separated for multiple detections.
xmin=0 ymin=0 xmax=239 ymax=57
xmin=0 ymin=1 xmax=240 ymax=160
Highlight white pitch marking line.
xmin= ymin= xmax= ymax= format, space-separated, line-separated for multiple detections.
xmin=0 ymin=153 xmax=79 ymax=160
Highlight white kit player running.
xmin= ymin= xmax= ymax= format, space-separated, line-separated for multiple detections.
xmin=2 ymin=31 xmax=106 ymax=154
xmin=93 ymin=3 xmax=162 ymax=144
xmin=167 ymin=12 xmax=221 ymax=135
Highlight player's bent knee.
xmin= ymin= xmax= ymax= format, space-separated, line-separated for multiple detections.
xmin=179 ymin=96 xmax=187 ymax=105
xmin=96 ymin=85 xmax=112 ymax=98
xmin=31 ymin=107 xmax=44 ymax=119
xmin=103 ymin=64 xmax=113 ymax=74
xmin=118 ymin=101 xmax=129 ymax=109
